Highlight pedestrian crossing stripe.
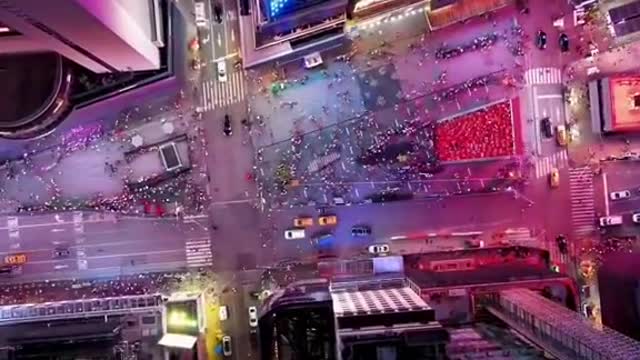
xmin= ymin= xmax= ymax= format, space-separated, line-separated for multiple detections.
xmin=525 ymin=67 xmax=562 ymax=85
xmin=201 ymin=71 xmax=246 ymax=111
xmin=185 ymin=238 xmax=213 ymax=267
xmin=535 ymin=150 xmax=568 ymax=178
xmin=569 ymin=167 xmax=596 ymax=235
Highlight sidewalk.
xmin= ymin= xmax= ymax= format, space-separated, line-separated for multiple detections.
xmin=0 ymin=7 xmax=209 ymax=216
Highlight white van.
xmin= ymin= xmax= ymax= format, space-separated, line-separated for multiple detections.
xmin=284 ymin=229 xmax=305 ymax=240
xmin=219 ymin=305 xmax=229 ymax=321
xmin=599 ymin=216 xmax=622 ymax=227
xmin=195 ymin=2 xmax=208 ymax=27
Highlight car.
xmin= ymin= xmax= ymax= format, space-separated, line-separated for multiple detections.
xmin=465 ymin=239 xmax=483 ymax=248
xmin=194 ymin=2 xmax=208 ymax=27
xmin=633 ymin=213 xmax=640 ymax=224
xmin=0 ymin=266 xmax=14 ymax=275
xmin=223 ymin=114 xmax=232 ymax=136
xmin=549 ymin=168 xmax=560 ymax=188
xmin=219 ymin=305 xmax=229 ymax=321
xmin=284 ymin=229 xmax=305 ymax=240
xmin=248 ymin=306 xmax=258 ymax=327
xmin=293 ymin=217 xmax=313 ymax=227
xmin=559 ymin=33 xmax=570 ymax=52
xmin=217 ymin=60 xmax=227 ymax=82
xmin=213 ymin=3 xmax=223 ymax=23
xmin=318 ymin=215 xmax=338 ymax=226
xmin=609 ymin=190 xmax=631 ymax=201
xmin=368 ymin=244 xmax=390 ymax=255
xmin=536 ymin=30 xmax=547 ymax=49
xmin=222 ymin=335 xmax=232 ymax=356
xmin=540 ymin=117 xmax=553 ymax=138
xmin=351 ymin=225 xmax=371 ymax=237
xmin=599 ymin=216 xmax=623 ymax=227
xmin=53 ymin=248 xmax=70 ymax=258
xmin=556 ymin=124 xmax=568 ymax=146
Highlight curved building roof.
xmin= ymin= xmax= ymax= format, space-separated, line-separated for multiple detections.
xmin=0 ymin=52 xmax=72 ymax=139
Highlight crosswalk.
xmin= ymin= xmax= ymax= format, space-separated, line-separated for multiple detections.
xmin=201 ymin=71 xmax=247 ymax=111
xmin=535 ymin=150 xmax=569 ymax=178
xmin=569 ymin=167 xmax=596 ymax=236
xmin=525 ymin=67 xmax=562 ymax=85
xmin=185 ymin=237 xmax=213 ymax=268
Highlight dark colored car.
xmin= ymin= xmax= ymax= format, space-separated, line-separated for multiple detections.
xmin=213 ymin=3 xmax=223 ymax=23
xmin=53 ymin=248 xmax=70 ymax=258
xmin=223 ymin=114 xmax=232 ymax=136
xmin=541 ymin=117 xmax=553 ymax=138
xmin=536 ymin=30 xmax=547 ymax=49
xmin=368 ymin=191 xmax=413 ymax=203
xmin=559 ymin=33 xmax=569 ymax=52
xmin=351 ymin=225 xmax=371 ymax=237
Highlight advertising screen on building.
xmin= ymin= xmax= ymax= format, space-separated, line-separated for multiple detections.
xmin=265 ymin=0 xmax=331 ymax=19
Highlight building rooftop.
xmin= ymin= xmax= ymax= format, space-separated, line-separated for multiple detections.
xmin=499 ymin=288 xmax=640 ymax=360
xmin=406 ymin=263 xmax=563 ymax=289
xmin=331 ymin=286 xmax=430 ymax=317
xmin=0 ymin=52 xmax=61 ymax=126
xmin=607 ymin=76 xmax=640 ymax=132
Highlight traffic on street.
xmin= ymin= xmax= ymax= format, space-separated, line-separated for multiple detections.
xmin=3 ymin=0 xmax=640 ymax=358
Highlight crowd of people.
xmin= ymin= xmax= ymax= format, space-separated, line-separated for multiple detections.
xmin=0 ymin=271 xmax=214 ymax=307
xmin=0 ymin=92 xmax=210 ymax=217
xmin=435 ymin=32 xmax=500 ymax=60
xmin=435 ymin=100 xmax=515 ymax=161
xmin=579 ymin=237 xmax=636 ymax=267
xmin=432 ymin=73 xmax=501 ymax=103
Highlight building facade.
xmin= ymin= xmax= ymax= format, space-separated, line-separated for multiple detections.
xmin=0 ymin=0 xmax=164 ymax=73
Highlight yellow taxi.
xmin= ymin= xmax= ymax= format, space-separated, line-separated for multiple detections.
xmin=556 ymin=124 xmax=569 ymax=146
xmin=318 ymin=215 xmax=338 ymax=226
xmin=549 ymin=168 xmax=560 ymax=188
xmin=293 ymin=217 xmax=313 ymax=228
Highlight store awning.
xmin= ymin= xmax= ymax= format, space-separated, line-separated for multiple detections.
xmin=158 ymin=333 xmax=198 ymax=349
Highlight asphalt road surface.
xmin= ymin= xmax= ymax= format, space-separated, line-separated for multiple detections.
xmin=0 ymin=212 xmax=211 ymax=282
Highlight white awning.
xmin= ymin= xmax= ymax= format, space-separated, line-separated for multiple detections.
xmin=158 ymin=333 xmax=198 ymax=349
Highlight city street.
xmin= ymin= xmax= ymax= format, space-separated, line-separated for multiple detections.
xmin=0 ymin=212 xmax=212 ymax=282
xmin=4 ymin=0 xmax=640 ymax=357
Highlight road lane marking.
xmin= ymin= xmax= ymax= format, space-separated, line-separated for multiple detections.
xmin=533 ymin=86 xmax=541 ymax=155
xmin=209 ymin=198 xmax=257 ymax=206
xmin=86 ymin=249 xmax=183 ymax=260
xmin=0 ymin=217 xmax=120 ymax=231
xmin=603 ymin=172 xmax=610 ymax=216
xmin=212 ymin=52 xmax=239 ymax=62
xmin=537 ymin=94 xmax=563 ymax=99
xmin=207 ymin=0 xmax=217 ymax=59
xmin=569 ymin=167 xmax=597 ymax=235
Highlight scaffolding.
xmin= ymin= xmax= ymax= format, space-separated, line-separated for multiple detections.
xmin=482 ymin=288 xmax=640 ymax=360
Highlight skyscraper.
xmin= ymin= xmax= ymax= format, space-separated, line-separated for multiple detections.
xmin=0 ymin=0 xmax=164 ymax=73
